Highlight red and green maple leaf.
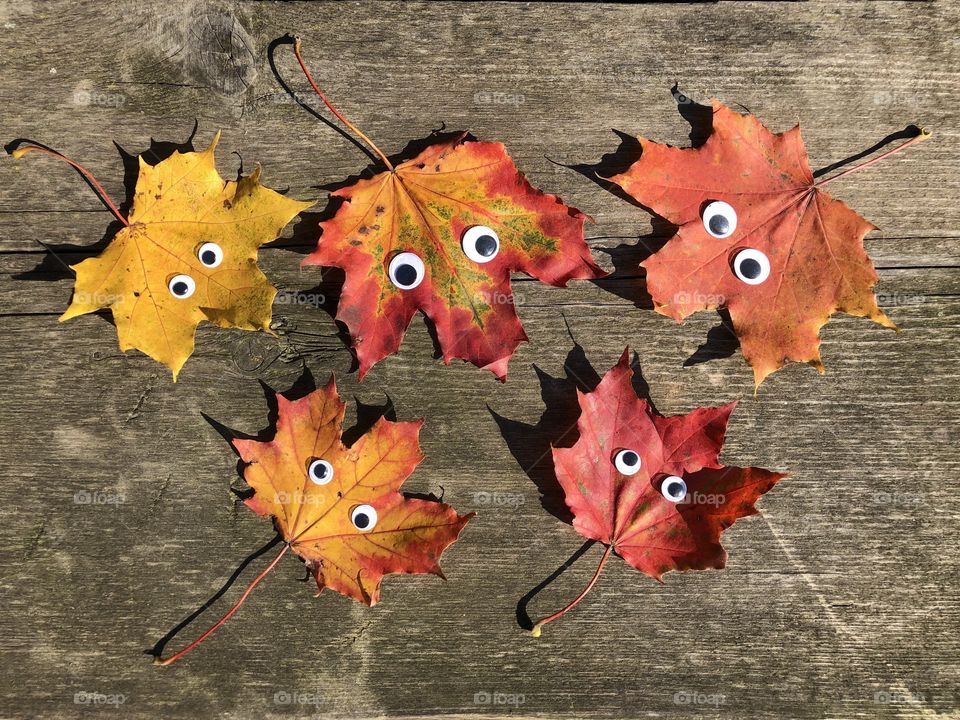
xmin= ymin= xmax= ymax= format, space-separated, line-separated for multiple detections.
xmin=610 ymin=100 xmax=929 ymax=387
xmin=293 ymin=40 xmax=605 ymax=380
xmin=531 ymin=349 xmax=786 ymax=636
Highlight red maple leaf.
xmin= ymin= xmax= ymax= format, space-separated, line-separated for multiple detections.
xmin=293 ymin=40 xmax=604 ymax=380
xmin=610 ymin=100 xmax=929 ymax=386
xmin=531 ymin=349 xmax=786 ymax=636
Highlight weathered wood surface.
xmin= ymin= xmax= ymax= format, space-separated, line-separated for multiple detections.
xmin=0 ymin=1 xmax=958 ymax=718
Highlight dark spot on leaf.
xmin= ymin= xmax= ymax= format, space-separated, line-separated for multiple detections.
xmin=223 ymin=199 xmax=232 ymax=209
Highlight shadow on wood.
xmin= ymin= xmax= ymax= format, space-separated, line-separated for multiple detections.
xmin=683 ymin=308 xmax=741 ymax=367
xmin=490 ymin=338 xmax=653 ymax=526
xmin=145 ymin=532 xmax=284 ymax=662
xmin=515 ymin=539 xmax=596 ymax=631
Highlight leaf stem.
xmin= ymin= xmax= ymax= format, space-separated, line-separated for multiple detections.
xmin=156 ymin=542 xmax=290 ymax=667
xmin=531 ymin=543 xmax=612 ymax=637
xmin=815 ymin=128 xmax=930 ymax=188
xmin=292 ymin=38 xmax=394 ymax=172
xmin=9 ymin=143 xmax=129 ymax=226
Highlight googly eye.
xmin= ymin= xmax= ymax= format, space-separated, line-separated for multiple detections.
xmin=661 ymin=476 xmax=688 ymax=503
xmin=350 ymin=504 xmax=378 ymax=531
xmin=388 ymin=252 xmax=425 ymax=290
xmin=732 ymin=248 xmax=771 ymax=285
xmin=307 ymin=459 xmax=334 ymax=486
xmin=168 ymin=274 xmax=196 ymax=299
xmin=613 ymin=449 xmax=642 ymax=476
xmin=461 ymin=225 xmax=500 ymax=264
xmin=702 ymin=201 xmax=737 ymax=239
xmin=197 ymin=242 xmax=224 ymax=268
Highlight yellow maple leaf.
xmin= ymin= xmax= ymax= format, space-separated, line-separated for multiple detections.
xmin=18 ymin=132 xmax=313 ymax=379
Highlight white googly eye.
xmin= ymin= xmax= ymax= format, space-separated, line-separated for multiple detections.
xmin=732 ymin=248 xmax=771 ymax=285
xmin=350 ymin=504 xmax=378 ymax=531
xmin=613 ymin=449 xmax=642 ymax=476
xmin=388 ymin=252 xmax=425 ymax=290
xmin=702 ymin=201 xmax=737 ymax=239
xmin=168 ymin=274 xmax=196 ymax=299
xmin=661 ymin=476 xmax=688 ymax=503
xmin=307 ymin=459 xmax=334 ymax=486
xmin=197 ymin=242 xmax=224 ymax=268
xmin=461 ymin=225 xmax=500 ymax=264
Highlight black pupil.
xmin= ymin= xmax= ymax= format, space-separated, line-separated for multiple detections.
xmin=621 ymin=451 xmax=639 ymax=467
xmin=312 ymin=463 xmax=328 ymax=479
xmin=668 ymin=482 xmax=684 ymax=497
xmin=475 ymin=235 xmax=497 ymax=257
xmin=201 ymin=250 xmax=217 ymax=265
xmin=172 ymin=281 xmax=188 ymax=295
xmin=395 ymin=263 xmax=418 ymax=287
xmin=709 ymin=214 xmax=730 ymax=236
xmin=354 ymin=512 xmax=370 ymax=529
xmin=739 ymin=258 xmax=762 ymax=279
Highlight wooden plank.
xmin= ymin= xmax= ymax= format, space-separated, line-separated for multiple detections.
xmin=0 ymin=1 xmax=957 ymax=719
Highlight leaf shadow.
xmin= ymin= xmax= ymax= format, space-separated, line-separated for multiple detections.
xmin=145 ymin=532 xmax=284 ymax=661
xmin=812 ymin=124 xmax=924 ymax=179
xmin=490 ymin=340 xmax=653 ymax=526
xmin=202 ymin=372 xmax=315 ymax=492
xmin=558 ymin=86 xmax=713 ymax=311
xmin=516 ymin=539 xmax=596 ymax=631
xmin=683 ymin=307 xmax=740 ymax=367
xmin=266 ymin=34 xmax=379 ymax=167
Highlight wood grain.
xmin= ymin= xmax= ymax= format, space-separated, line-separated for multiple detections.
xmin=0 ymin=1 xmax=957 ymax=719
